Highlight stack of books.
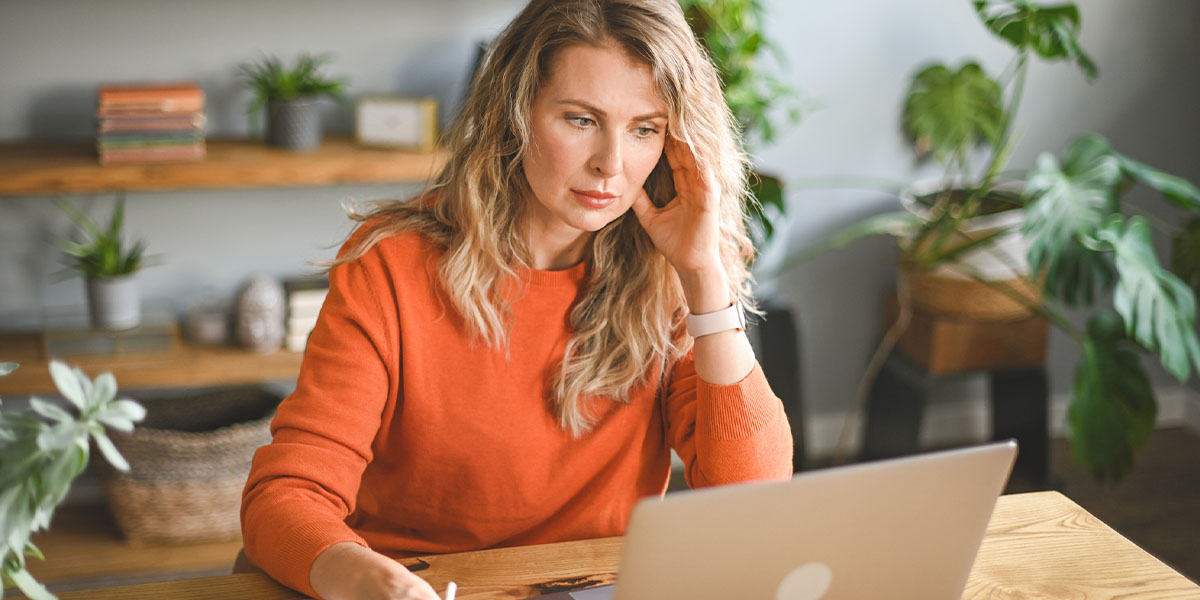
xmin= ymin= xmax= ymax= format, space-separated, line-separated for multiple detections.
xmin=96 ymin=81 xmax=207 ymax=164
xmin=284 ymin=276 xmax=330 ymax=352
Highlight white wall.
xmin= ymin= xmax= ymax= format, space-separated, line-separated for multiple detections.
xmin=2 ymin=1 xmax=1198 ymax=450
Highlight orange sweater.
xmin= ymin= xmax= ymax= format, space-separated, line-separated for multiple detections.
xmin=241 ymin=231 xmax=793 ymax=598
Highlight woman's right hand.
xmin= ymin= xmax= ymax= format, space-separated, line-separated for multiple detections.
xmin=310 ymin=542 xmax=442 ymax=600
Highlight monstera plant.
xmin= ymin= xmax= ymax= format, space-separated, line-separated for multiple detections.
xmin=799 ymin=0 xmax=1200 ymax=482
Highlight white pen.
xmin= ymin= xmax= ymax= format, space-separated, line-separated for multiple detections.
xmin=444 ymin=581 xmax=457 ymax=600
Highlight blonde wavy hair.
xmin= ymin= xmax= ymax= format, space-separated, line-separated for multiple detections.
xmin=330 ymin=0 xmax=756 ymax=435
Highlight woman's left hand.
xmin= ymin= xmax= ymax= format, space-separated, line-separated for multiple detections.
xmin=631 ymin=137 xmax=724 ymax=276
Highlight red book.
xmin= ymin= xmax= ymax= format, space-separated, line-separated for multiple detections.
xmin=98 ymin=81 xmax=204 ymax=105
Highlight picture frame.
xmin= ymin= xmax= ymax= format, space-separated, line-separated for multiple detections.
xmin=355 ymin=96 xmax=438 ymax=151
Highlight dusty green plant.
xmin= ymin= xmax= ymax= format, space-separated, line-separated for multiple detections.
xmin=791 ymin=0 xmax=1200 ymax=482
xmin=239 ymin=52 xmax=347 ymax=135
xmin=52 ymin=195 xmax=147 ymax=280
xmin=678 ymin=0 xmax=803 ymax=247
xmin=0 ymin=362 xmax=145 ymax=600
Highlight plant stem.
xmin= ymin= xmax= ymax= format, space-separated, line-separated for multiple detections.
xmin=832 ymin=274 xmax=913 ymax=465
xmin=996 ymin=51 xmax=1029 ymax=169
xmin=1121 ymin=201 xmax=1181 ymax=237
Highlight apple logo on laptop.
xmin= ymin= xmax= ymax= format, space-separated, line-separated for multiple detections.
xmin=776 ymin=562 xmax=833 ymax=600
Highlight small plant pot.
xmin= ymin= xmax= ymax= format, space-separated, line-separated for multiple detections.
xmin=86 ymin=274 xmax=141 ymax=331
xmin=266 ymin=97 xmax=323 ymax=151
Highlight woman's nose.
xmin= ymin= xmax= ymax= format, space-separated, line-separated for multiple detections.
xmin=588 ymin=131 xmax=623 ymax=178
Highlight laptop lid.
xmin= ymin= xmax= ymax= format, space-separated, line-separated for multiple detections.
xmin=600 ymin=440 xmax=1018 ymax=600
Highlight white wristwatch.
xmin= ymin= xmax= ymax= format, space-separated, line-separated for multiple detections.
xmin=686 ymin=300 xmax=746 ymax=338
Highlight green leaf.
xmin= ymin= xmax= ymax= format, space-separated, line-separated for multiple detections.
xmin=28 ymin=399 xmax=71 ymax=425
xmin=1022 ymin=148 xmax=1120 ymax=305
xmin=35 ymin=420 xmax=77 ymax=454
xmin=1069 ymin=311 xmax=1156 ymax=483
xmin=1097 ymin=217 xmax=1200 ymax=382
xmin=974 ymin=0 xmax=1098 ymax=80
xmin=4 ymin=564 xmax=56 ymax=600
xmin=1172 ymin=216 xmax=1200 ymax=297
xmin=46 ymin=362 xmax=85 ymax=412
xmin=748 ymin=172 xmax=784 ymax=249
xmin=1111 ymin=154 xmax=1200 ymax=213
xmin=90 ymin=373 xmax=117 ymax=408
xmin=93 ymin=399 xmax=146 ymax=433
xmin=90 ymin=431 xmax=130 ymax=472
xmin=40 ymin=446 xmax=86 ymax=508
xmin=903 ymin=62 xmax=1004 ymax=164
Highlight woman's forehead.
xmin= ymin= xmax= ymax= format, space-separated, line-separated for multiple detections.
xmin=539 ymin=44 xmax=668 ymax=119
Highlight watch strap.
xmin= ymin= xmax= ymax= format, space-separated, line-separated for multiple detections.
xmin=686 ymin=300 xmax=746 ymax=338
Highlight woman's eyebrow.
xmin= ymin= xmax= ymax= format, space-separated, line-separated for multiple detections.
xmin=555 ymin=98 xmax=667 ymax=122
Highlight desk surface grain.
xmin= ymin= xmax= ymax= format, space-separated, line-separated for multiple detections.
xmin=55 ymin=491 xmax=1197 ymax=600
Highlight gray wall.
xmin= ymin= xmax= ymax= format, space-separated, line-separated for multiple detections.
xmin=752 ymin=0 xmax=1200 ymax=419
xmin=2 ymin=1 xmax=1198 ymax=438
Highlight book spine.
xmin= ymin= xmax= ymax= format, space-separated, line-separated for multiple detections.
xmin=98 ymin=84 xmax=204 ymax=105
xmin=97 ymin=99 xmax=205 ymax=114
xmin=98 ymin=115 xmax=207 ymax=132
xmin=98 ymin=144 xmax=206 ymax=164
xmin=98 ymin=134 xmax=206 ymax=149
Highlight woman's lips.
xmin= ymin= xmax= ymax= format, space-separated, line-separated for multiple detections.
xmin=572 ymin=189 xmax=618 ymax=209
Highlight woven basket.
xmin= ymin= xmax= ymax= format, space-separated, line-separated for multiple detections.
xmin=98 ymin=387 xmax=280 ymax=544
xmin=901 ymin=263 xmax=1042 ymax=322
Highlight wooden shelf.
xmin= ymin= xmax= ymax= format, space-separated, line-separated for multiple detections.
xmin=27 ymin=503 xmax=243 ymax=589
xmin=0 ymin=332 xmax=303 ymax=395
xmin=0 ymin=137 xmax=448 ymax=195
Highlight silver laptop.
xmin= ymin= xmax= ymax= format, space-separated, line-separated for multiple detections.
xmin=539 ymin=440 xmax=1017 ymax=600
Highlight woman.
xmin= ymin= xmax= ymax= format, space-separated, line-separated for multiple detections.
xmin=241 ymin=0 xmax=793 ymax=598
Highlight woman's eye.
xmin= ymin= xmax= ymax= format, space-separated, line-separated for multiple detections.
xmin=634 ymin=126 xmax=658 ymax=139
xmin=568 ymin=116 xmax=596 ymax=128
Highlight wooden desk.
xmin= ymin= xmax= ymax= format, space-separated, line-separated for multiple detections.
xmin=54 ymin=491 xmax=1197 ymax=599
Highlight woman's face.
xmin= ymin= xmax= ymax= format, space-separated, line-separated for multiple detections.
xmin=523 ymin=43 xmax=668 ymax=248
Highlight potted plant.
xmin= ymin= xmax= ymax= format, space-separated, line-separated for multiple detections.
xmin=239 ymin=52 xmax=347 ymax=152
xmin=53 ymin=196 xmax=151 ymax=331
xmin=0 ymin=361 xmax=145 ymax=600
xmin=678 ymin=0 xmax=802 ymax=246
xmin=794 ymin=0 xmax=1200 ymax=482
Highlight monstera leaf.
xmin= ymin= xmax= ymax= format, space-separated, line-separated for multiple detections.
xmin=1069 ymin=311 xmax=1156 ymax=483
xmin=1023 ymin=144 xmax=1120 ymax=305
xmin=1096 ymin=217 xmax=1200 ymax=382
xmin=748 ymin=172 xmax=785 ymax=246
xmin=974 ymin=0 xmax=1097 ymax=79
xmin=1173 ymin=217 xmax=1200 ymax=297
xmin=1067 ymin=134 xmax=1200 ymax=211
xmin=903 ymin=62 xmax=1004 ymax=163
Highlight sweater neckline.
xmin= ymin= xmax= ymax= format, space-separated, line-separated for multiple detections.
xmin=524 ymin=259 xmax=589 ymax=287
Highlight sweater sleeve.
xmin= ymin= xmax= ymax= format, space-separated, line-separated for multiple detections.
xmin=241 ymin=253 xmax=397 ymax=598
xmin=663 ymin=351 xmax=793 ymax=488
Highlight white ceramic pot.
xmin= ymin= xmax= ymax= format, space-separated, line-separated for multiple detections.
xmin=900 ymin=178 xmax=1031 ymax=281
xmin=87 ymin=274 xmax=141 ymax=331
